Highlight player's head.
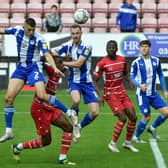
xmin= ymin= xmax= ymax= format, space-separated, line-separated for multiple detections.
xmin=24 ymin=18 xmax=36 ymax=37
xmin=106 ymin=40 xmax=118 ymax=58
xmin=70 ymin=24 xmax=82 ymax=44
xmin=50 ymin=4 xmax=58 ymax=14
xmin=139 ymin=40 xmax=151 ymax=57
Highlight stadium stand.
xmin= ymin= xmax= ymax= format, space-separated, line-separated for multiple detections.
xmin=0 ymin=0 xmax=167 ymax=33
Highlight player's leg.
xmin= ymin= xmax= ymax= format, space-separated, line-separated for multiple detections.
xmin=0 ymin=78 xmax=25 ymax=143
xmin=105 ymin=94 xmax=127 ymax=152
xmin=12 ymin=135 xmax=52 ymax=163
xmin=52 ymin=113 xmax=76 ymax=165
xmin=12 ymin=101 xmax=53 ymax=162
xmin=122 ymin=107 xmax=139 ymax=152
xmin=74 ymin=83 xmax=99 ymax=141
xmin=109 ymin=111 xmax=127 ymax=152
xmin=132 ymin=94 xmax=150 ymax=143
xmin=147 ymin=94 xmax=168 ymax=139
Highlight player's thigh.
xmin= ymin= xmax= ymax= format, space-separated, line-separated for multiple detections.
xmin=5 ymin=78 xmax=25 ymax=99
xmin=34 ymin=81 xmax=49 ymax=100
xmin=81 ymin=83 xmax=99 ymax=104
xmin=136 ymin=94 xmax=150 ymax=115
xmin=158 ymin=106 xmax=168 ymax=116
xmin=105 ymin=94 xmax=125 ymax=115
xmin=52 ymin=114 xmax=73 ymax=132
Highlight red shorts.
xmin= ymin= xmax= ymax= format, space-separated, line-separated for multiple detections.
xmin=104 ymin=91 xmax=134 ymax=115
xmin=31 ymin=99 xmax=62 ymax=136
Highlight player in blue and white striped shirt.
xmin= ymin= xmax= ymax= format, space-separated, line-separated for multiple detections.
xmin=0 ymin=18 xmax=71 ymax=143
xmin=55 ymin=24 xmax=99 ymax=141
xmin=130 ymin=40 xmax=168 ymax=143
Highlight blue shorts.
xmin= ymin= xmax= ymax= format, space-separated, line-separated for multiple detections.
xmin=69 ymin=81 xmax=99 ymax=104
xmin=11 ymin=63 xmax=44 ymax=86
xmin=136 ymin=92 xmax=167 ymax=115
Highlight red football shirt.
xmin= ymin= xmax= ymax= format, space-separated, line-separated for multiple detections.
xmin=93 ymin=55 xmax=127 ymax=96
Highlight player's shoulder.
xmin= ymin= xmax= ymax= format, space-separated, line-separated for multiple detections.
xmin=117 ymin=55 xmax=126 ymax=61
xmin=81 ymin=40 xmax=92 ymax=50
xmin=132 ymin=56 xmax=141 ymax=64
xmin=151 ymin=55 xmax=159 ymax=61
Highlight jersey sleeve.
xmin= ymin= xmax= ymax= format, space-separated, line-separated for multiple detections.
xmin=93 ymin=59 xmax=104 ymax=78
xmin=4 ymin=26 xmax=20 ymax=35
xmin=37 ymin=36 xmax=49 ymax=54
xmin=81 ymin=45 xmax=92 ymax=59
xmin=157 ymin=59 xmax=167 ymax=91
xmin=57 ymin=44 xmax=68 ymax=55
xmin=130 ymin=60 xmax=140 ymax=87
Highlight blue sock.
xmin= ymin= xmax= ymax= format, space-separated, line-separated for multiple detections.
xmin=80 ymin=112 xmax=93 ymax=128
xmin=71 ymin=105 xmax=79 ymax=115
xmin=4 ymin=106 xmax=15 ymax=128
xmin=48 ymin=95 xmax=68 ymax=113
xmin=152 ymin=114 xmax=167 ymax=128
xmin=135 ymin=119 xmax=148 ymax=138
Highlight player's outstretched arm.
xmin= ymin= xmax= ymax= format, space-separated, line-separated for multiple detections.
xmin=63 ymin=56 xmax=85 ymax=68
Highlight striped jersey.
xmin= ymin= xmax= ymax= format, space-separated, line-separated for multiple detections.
xmin=130 ymin=56 xmax=165 ymax=96
xmin=57 ymin=40 xmax=92 ymax=83
xmin=4 ymin=26 xmax=49 ymax=67
xmin=93 ymin=55 xmax=127 ymax=95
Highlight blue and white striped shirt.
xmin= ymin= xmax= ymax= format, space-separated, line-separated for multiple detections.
xmin=57 ymin=40 xmax=92 ymax=83
xmin=5 ymin=26 xmax=49 ymax=67
xmin=130 ymin=56 xmax=167 ymax=96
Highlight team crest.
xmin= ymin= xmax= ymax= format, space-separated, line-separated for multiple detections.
xmin=30 ymin=40 xmax=35 ymax=45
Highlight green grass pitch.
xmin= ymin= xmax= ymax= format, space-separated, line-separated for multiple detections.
xmin=0 ymin=90 xmax=168 ymax=168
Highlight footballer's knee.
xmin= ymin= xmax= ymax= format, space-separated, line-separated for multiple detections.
xmin=42 ymin=136 xmax=52 ymax=146
xmin=64 ymin=123 xmax=73 ymax=133
xmin=5 ymin=94 xmax=14 ymax=105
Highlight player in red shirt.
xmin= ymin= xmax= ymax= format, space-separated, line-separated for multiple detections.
xmin=11 ymin=57 xmax=77 ymax=165
xmin=93 ymin=40 xmax=138 ymax=152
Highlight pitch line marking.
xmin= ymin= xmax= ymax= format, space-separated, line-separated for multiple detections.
xmin=149 ymin=139 xmax=166 ymax=168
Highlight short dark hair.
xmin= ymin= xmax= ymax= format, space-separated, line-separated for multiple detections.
xmin=70 ymin=24 xmax=82 ymax=31
xmin=140 ymin=40 xmax=151 ymax=47
xmin=106 ymin=40 xmax=118 ymax=48
xmin=51 ymin=4 xmax=57 ymax=9
xmin=25 ymin=18 xmax=36 ymax=27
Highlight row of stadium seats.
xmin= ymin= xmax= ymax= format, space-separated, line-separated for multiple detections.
xmin=0 ymin=0 xmax=168 ymax=33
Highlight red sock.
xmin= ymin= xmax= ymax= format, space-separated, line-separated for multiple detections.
xmin=112 ymin=120 xmax=125 ymax=142
xmin=60 ymin=132 xmax=72 ymax=154
xmin=125 ymin=121 xmax=136 ymax=141
xmin=23 ymin=138 xmax=43 ymax=149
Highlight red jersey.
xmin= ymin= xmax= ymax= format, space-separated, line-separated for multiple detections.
xmin=93 ymin=55 xmax=127 ymax=96
xmin=34 ymin=63 xmax=60 ymax=108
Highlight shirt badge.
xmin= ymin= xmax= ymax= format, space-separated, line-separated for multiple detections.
xmin=43 ymin=43 xmax=48 ymax=49
xmin=84 ymin=49 xmax=90 ymax=56
xmin=30 ymin=40 xmax=35 ymax=45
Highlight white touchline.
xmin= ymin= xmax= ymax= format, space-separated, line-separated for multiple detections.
xmin=149 ymin=139 xmax=166 ymax=168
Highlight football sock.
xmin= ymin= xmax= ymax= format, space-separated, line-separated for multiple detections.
xmin=59 ymin=132 xmax=72 ymax=160
xmin=80 ymin=112 xmax=93 ymax=128
xmin=135 ymin=119 xmax=148 ymax=138
xmin=152 ymin=114 xmax=167 ymax=128
xmin=125 ymin=121 xmax=136 ymax=142
xmin=112 ymin=120 xmax=125 ymax=143
xmin=4 ymin=105 xmax=15 ymax=130
xmin=71 ymin=105 xmax=79 ymax=115
xmin=48 ymin=95 xmax=68 ymax=113
xmin=22 ymin=138 xmax=43 ymax=149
